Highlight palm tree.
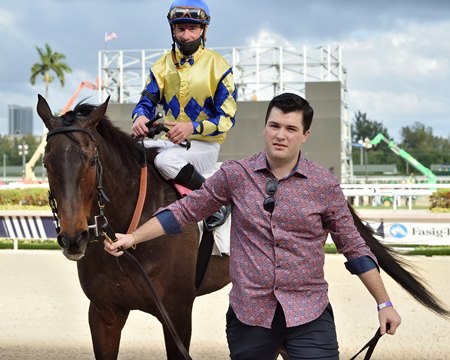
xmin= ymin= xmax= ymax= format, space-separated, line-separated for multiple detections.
xmin=30 ymin=43 xmax=72 ymax=99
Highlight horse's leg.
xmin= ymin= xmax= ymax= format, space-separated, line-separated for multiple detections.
xmin=88 ymin=301 xmax=130 ymax=360
xmin=160 ymin=299 xmax=194 ymax=360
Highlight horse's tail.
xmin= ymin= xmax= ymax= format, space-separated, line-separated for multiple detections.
xmin=348 ymin=203 xmax=450 ymax=318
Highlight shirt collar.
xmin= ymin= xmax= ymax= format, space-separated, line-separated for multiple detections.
xmin=255 ymin=152 xmax=310 ymax=178
xmin=175 ymin=46 xmax=204 ymax=66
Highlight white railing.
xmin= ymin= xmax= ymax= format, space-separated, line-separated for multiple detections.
xmin=341 ymin=183 xmax=449 ymax=210
xmin=1 ymin=181 xmax=448 ymax=211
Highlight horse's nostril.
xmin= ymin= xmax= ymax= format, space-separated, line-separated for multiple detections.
xmin=57 ymin=234 xmax=70 ymax=249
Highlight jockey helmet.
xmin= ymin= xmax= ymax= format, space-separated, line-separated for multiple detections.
xmin=167 ymin=0 xmax=211 ymax=25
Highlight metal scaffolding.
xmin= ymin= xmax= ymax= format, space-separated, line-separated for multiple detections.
xmin=97 ymin=45 xmax=347 ymax=102
xmin=97 ymin=45 xmax=352 ymax=182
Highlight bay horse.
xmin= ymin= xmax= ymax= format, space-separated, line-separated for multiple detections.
xmin=36 ymin=95 xmax=448 ymax=360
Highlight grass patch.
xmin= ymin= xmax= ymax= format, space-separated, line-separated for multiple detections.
xmin=324 ymin=244 xmax=338 ymax=254
xmin=324 ymin=243 xmax=450 ymax=256
xmin=0 ymin=239 xmax=60 ymax=250
xmin=1 ymin=240 xmax=449 ymax=256
xmin=0 ymin=205 xmax=51 ymax=211
xmin=403 ymin=246 xmax=450 ymax=256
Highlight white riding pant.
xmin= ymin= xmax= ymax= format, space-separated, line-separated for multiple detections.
xmin=143 ymin=139 xmax=220 ymax=180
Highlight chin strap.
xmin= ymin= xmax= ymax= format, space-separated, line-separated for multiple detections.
xmin=171 ymin=43 xmax=181 ymax=68
xmin=170 ymin=24 xmax=206 ymax=68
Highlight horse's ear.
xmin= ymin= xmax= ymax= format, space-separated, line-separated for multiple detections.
xmin=37 ymin=94 xmax=58 ymax=130
xmin=86 ymin=96 xmax=110 ymax=129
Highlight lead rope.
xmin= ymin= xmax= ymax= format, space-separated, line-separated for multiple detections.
xmin=108 ymin=138 xmax=192 ymax=360
xmin=349 ymin=324 xmax=390 ymax=360
xmin=101 ymin=223 xmax=192 ymax=360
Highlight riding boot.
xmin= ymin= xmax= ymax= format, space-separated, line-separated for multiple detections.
xmin=174 ymin=163 xmax=206 ymax=190
xmin=174 ymin=164 xmax=231 ymax=230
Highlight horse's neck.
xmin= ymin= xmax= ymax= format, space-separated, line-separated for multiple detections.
xmin=97 ymin=141 xmax=142 ymax=231
xmin=96 ymin=140 xmax=175 ymax=232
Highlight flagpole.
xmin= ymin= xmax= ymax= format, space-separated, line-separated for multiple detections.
xmin=104 ymin=32 xmax=108 ymax=51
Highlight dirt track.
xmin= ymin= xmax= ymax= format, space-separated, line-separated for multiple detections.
xmin=0 ymin=250 xmax=449 ymax=360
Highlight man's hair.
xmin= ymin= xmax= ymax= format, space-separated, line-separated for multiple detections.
xmin=264 ymin=93 xmax=314 ymax=133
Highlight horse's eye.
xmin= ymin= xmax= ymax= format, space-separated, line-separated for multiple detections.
xmin=90 ymin=158 xmax=97 ymax=167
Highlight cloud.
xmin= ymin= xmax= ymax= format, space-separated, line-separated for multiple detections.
xmin=1 ymin=1 xmax=449 ymax=141
xmin=245 ymin=30 xmax=294 ymax=48
xmin=341 ymin=19 xmax=450 ymax=138
xmin=238 ymin=22 xmax=450 ymax=140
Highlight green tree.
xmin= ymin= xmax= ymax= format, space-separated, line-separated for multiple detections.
xmin=351 ymin=111 xmax=395 ymax=167
xmin=399 ymin=122 xmax=450 ymax=172
xmin=351 ymin=111 xmax=390 ymax=143
xmin=0 ymin=135 xmax=40 ymax=166
xmin=30 ymin=43 xmax=72 ymax=99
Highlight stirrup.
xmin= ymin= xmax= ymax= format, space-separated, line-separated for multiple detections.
xmin=204 ymin=204 xmax=231 ymax=232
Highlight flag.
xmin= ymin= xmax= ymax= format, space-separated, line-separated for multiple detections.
xmin=105 ymin=32 xmax=118 ymax=42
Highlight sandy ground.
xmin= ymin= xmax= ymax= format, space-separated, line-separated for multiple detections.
xmin=0 ymin=250 xmax=449 ymax=360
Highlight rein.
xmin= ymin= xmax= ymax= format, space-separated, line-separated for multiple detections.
xmin=46 ymin=126 xmax=192 ymax=360
xmin=127 ymin=137 xmax=148 ymax=234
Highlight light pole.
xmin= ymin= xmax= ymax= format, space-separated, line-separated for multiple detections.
xmin=357 ymin=138 xmax=373 ymax=183
xmin=18 ymin=142 xmax=29 ymax=179
xmin=2 ymin=153 xmax=6 ymax=182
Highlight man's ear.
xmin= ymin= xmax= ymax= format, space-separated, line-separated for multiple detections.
xmin=302 ymin=129 xmax=311 ymax=143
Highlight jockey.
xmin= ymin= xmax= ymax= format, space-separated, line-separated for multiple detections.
xmin=131 ymin=0 xmax=237 ymax=208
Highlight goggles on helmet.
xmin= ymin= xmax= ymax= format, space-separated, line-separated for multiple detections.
xmin=168 ymin=7 xmax=210 ymax=24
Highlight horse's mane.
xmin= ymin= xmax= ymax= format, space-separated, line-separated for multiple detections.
xmin=69 ymin=101 xmax=157 ymax=171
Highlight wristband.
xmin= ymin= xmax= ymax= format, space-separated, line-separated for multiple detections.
xmin=131 ymin=231 xmax=138 ymax=250
xmin=377 ymin=301 xmax=393 ymax=311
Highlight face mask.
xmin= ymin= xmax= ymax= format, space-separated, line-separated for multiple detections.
xmin=175 ymin=36 xmax=202 ymax=56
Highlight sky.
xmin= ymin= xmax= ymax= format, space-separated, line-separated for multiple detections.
xmin=1 ymin=0 xmax=449 ymax=142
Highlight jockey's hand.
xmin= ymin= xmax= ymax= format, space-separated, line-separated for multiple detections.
xmin=165 ymin=121 xmax=194 ymax=145
xmin=131 ymin=115 xmax=150 ymax=138
xmin=103 ymin=233 xmax=134 ymax=257
xmin=378 ymin=306 xmax=401 ymax=335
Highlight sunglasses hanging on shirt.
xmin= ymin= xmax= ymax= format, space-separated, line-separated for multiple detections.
xmin=263 ymin=179 xmax=278 ymax=213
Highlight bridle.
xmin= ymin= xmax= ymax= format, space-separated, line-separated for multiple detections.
xmin=46 ymin=126 xmax=111 ymax=240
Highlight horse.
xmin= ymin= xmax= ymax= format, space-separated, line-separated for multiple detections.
xmin=36 ymin=95 xmax=449 ymax=360
xmin=37 ymin=95 xmax=231 ymax=359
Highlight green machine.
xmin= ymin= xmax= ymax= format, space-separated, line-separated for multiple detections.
xmin=370 ymin=133 xmax=437 ymax=184
xmin=369 ymin=133 xmax=437 ymax=207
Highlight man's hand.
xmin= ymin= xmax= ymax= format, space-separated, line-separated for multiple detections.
xmin=165 ymin=121 xmax=194 ymax=144
xmin=103 ymin=233 xmax=135 ymax=257
xmin=378 ymin=306 xmax=401 ymax=335
xmin=132 ymin=115 xmax=150 ymax=138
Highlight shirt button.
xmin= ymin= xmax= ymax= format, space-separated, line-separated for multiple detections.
xmin=274 ymin=286 xmax=278 ymax=290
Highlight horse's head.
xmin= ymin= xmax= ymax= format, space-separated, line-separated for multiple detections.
xmin=37 ymin=95 xmax=110 ymax=260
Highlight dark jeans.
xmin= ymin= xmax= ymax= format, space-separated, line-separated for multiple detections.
xmin=226 ymin=302 xmax=339 ymax=360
